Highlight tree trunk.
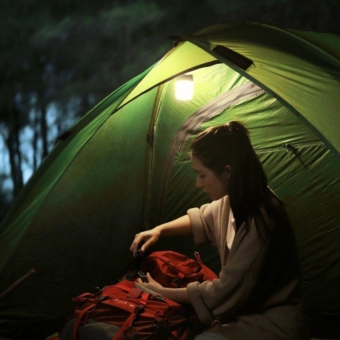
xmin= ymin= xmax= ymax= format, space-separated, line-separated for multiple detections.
xmin=6 ymin=113 xmax=23 ymax=197
xmin=32 ymin=110 xmax=39 ymax=172
xmin=40 ymin=105 xmax=48 ymax=159
xmin=37 ymin=88 xmax=49 ymax=159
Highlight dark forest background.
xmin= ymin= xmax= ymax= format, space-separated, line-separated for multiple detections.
xmin=1 ymin=0 xmax=340 ymax=222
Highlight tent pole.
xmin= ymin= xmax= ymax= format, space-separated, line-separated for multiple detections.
xmin=143 ymin=84 xmax=164 ymax=230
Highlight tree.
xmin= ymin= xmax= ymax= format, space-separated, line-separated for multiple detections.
xmin=0 ymin=0 xmax=169 ymax=205
xmin=0 ymin=0 xmax=340 ymax=221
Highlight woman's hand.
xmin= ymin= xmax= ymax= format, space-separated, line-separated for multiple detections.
xmin=136 ymin=273 xmax=163 ymax=295
xmin=130 ymin=215 xmax=192 ymax=255
xmin=130 ymin=228 xmax=161 ymax=256
xmin=136 ymin=273 xmax=191 ymax=304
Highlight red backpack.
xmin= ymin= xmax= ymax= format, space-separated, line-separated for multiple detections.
xmin=60 ymin=251 xmax=218 ymax=340
xmin=137 ymin=251 xmax=218 ymax=288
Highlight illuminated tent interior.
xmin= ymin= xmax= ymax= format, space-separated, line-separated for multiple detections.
xmin=0 ymin=22 xmax=339 ymax=339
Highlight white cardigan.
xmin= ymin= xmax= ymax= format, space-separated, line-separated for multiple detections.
xmin=186 ymin=195 xmax=310 ymax=340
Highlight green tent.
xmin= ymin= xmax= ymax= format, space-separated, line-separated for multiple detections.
xmin=0 ymin=22 xmax=339 ymax=339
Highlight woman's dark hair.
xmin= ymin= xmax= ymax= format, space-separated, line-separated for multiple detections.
xmin=190 ymin=121 xmax=270 ymax=227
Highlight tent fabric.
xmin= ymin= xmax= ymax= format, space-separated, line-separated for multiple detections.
xmin=0 ymin=22 xmax=339 ymax=339
xmin=188 ymin=23 xmax=340 ymax=155
xmin=157 ymin=81 xmax=266 ymax=224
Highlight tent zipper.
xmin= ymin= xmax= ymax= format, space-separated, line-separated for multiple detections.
xmin=255 ymin=140 xmax=324 ymax=154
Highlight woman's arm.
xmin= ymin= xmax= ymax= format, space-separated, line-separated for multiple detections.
xmin=130 ymin=215 xmax=192 ymax=255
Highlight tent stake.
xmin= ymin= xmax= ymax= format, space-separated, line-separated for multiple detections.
xmin=0 ymin=269 xmax=36 ymax=302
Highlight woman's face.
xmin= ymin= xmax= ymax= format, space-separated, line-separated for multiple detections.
xmin=190 ymin=154 xmax=230 ymax=201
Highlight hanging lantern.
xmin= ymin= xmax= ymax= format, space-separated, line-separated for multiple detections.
xmin=175 ymin=74 xmax=194 ymax=100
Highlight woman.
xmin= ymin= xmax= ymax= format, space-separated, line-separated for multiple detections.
xmin=130 ymin=121 xmax=310 ymax=340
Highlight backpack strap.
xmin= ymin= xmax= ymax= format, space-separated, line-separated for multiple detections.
xmin=72 ymin=295 xmax=108 ymax=340
xmin=194 ymin=251 xmax=218 ymax=281
xmin=111 ymin=305 xmax=143 ymax=340
xmin=111 ymin=291 xmax=149 ymax=340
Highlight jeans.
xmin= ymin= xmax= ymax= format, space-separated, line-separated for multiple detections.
xmin=194 ymin=333 xmax=228 ymax=340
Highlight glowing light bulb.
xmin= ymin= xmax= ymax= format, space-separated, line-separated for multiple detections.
xmin=175 ymin=74 xmax=194 ymax=100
